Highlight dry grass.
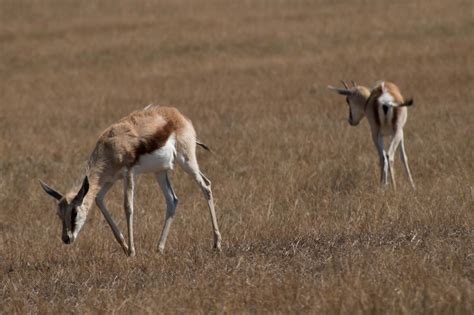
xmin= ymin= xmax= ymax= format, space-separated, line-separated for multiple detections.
xmin=1 ymin=0 xmax=473 ymax=313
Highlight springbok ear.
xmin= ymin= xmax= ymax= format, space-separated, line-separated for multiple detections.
xmin=40 ymin=180 xmax=63 ymax=201
xmin=327 ymin=85 xmax=351 ymax=96
xmin=72 ymin=176 xmax=89 ymax=205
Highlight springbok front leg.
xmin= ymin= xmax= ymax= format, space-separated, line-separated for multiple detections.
xmin=95 ymin=182 xmax=129 ymax=255
xmin=399 ymin=133 xmax=416 ymax=189
xmin=123 ymin=170 xmax=136 ymax=257
xmin=386 ymin=129 xmax=404 ymax=189
xmin=156 ymin=171 xmax=178 ymax=254
xmin=178 ymin=155 xmax=222 ymax=251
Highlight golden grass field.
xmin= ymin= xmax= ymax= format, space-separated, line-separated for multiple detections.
xmin=1 ymin=0 xmax=473 ymax=313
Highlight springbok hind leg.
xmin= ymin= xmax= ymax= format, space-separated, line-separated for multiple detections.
xmin=178 ymin=155 xmax=222 ymax=251
xmin=387 ymin=130 xmax=403 ymax=190
xmin=155 ymin=171 xmax=178 ymax=254
xmin=373 ymin=133 xmax=389 ymax=188
xmin=199 ymin=171 xmax=222 ymax=251
xmin=399 ymin=135 xmax=416 ymax=190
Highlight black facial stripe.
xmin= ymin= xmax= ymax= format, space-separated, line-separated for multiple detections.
xmin=71 ymin=208 xmax=77 ymax=232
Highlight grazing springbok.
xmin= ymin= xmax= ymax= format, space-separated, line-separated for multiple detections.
xmin=40 ymin=105 xmax=222 ymax=256
xmin=328 ymin=81 xmax=415 ymax=189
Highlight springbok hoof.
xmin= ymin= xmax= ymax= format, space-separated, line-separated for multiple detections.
xmin=158 ymin=246 xmax=165 ymax=255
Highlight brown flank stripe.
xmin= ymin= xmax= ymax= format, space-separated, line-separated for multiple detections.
xmin=132 ymin=120 xmax=176 ymax=165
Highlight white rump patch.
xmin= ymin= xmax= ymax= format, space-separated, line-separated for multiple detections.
xmin=377 ymin=83 xmax=395 ymax=134
xmin=133 ymin=135 xmax=176 ymax=174
xmin=378 ymin=91 xmax=397 ymax=107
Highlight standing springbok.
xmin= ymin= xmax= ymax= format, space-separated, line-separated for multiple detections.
xmin=328 ymin=81 xmax=415 ymax=189
xmin=40 ymin=105 xmax=222 ymax=256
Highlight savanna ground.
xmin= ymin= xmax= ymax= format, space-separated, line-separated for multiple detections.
xmin=1 ymin=0 xmax=473 ymax=313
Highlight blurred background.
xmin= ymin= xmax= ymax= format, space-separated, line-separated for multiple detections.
xmin=1 ymin=0 xmax=473 ymax=313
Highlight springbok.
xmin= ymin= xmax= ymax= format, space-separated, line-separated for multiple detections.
xmin=328 ymin=80 xmax=415 ymax=189
xmin=40 ymin=105 xmax=222 ymax=256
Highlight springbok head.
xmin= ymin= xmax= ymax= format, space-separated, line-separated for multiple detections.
xmin=40 ymin=177 xmax=89 ymax=245
xmin=328 ymin=80 xmax=370 ymax=126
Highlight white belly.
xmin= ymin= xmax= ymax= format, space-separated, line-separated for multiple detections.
xmin=132 ymin=136 xmax=176 ymax=174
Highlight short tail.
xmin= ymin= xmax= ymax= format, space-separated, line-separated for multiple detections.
xmin=400 ymin=98 xmax=414 ymax=107
xmin=196 ymin=140 xmax=212 ymax=153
